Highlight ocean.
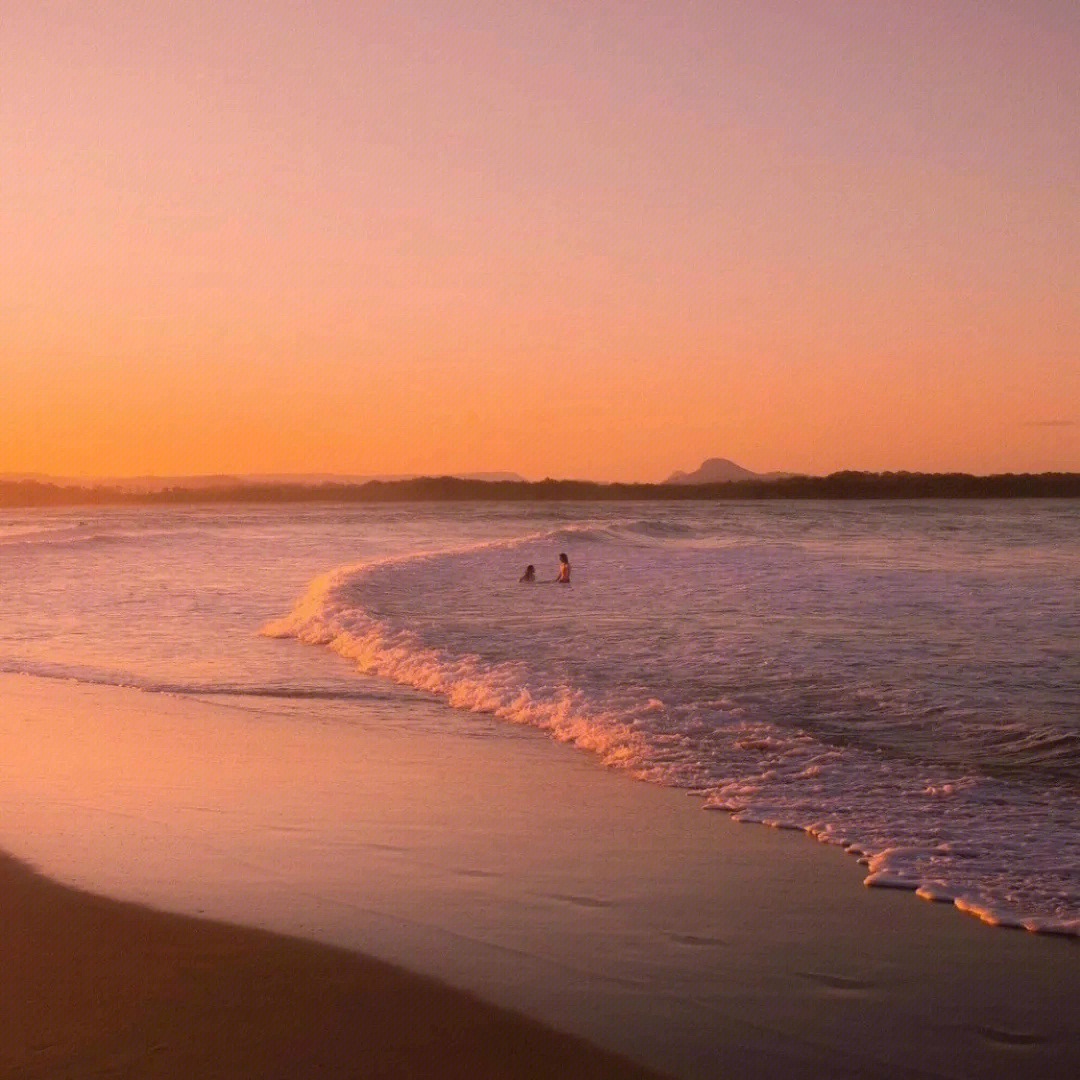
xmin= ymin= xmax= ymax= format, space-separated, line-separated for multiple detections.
xmin=2 ymin=499 xmax=1078 ymax=934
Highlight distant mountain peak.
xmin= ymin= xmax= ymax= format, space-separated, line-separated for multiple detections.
xmin=664 ymin=458 xmax=758 ymax=484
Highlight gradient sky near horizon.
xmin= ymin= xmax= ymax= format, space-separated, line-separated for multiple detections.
xmin=3 ymin=1 xmax=1078 ymax=481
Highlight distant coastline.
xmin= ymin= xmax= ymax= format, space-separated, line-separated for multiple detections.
xmin=3 ymin=471 xmax=1080 ymax=507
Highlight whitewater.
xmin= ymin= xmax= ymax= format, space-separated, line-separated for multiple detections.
xmin=3 ymin=500 xmax=1078 ymax=933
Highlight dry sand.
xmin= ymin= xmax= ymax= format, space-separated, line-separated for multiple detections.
xmin=0 ymin=851 xmax=659 ymax=1079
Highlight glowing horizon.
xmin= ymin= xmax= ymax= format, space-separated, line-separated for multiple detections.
xmin=3 ymin=2 xmax=1078 ymax=483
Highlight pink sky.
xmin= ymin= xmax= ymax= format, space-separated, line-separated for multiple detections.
xmin=3 ymin=1 xmax=1078 ymax=480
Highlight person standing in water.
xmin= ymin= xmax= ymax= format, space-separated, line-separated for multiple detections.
xmin=556 ymin=553 xmax=570 ymax=583
xmin=520 ymin=565 xmax=536 ymax=582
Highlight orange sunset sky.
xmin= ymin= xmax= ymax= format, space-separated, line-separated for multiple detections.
xmin=3 ymin=1 xmax=1078 ymax=481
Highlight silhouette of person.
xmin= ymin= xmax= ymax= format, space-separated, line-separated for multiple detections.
xmin=520 ymin=564 xmax=536 ymax=582
xmin=556 ymin=553 xmax=570 ymax=583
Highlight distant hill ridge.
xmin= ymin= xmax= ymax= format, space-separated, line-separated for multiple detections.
xmin=0 ymin=471 xmax=526 ymax=492
xmin=665 ymin=458 xmax=795 ymax=484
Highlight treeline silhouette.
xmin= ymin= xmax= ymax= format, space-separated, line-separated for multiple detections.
xmin=2 ymin=471 xmax=1080 ymax=507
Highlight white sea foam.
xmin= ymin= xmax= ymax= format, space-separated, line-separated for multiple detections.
xmin=262 ymin=556 xmax=651 ymax=768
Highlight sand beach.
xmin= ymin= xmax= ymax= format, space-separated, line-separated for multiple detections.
xmin=0 ymin=849 xmax=657 ymax=1079
xmin=1 ymin=672 xmax=1077 ymax=1079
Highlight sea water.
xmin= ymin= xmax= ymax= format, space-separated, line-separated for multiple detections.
xmin=2 ymin=500 xmax=1078 ymax=933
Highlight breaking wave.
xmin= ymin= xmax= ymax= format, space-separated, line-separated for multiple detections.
xmin=263 ymin=532 xmax=1080 ymax=937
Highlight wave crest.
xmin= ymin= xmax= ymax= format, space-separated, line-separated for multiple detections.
xmin=262 ymin=557 xmax=650 ymax=767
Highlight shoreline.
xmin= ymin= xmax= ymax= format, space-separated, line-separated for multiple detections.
xmin=2 ymin=672 xmax=1078 ymax=1078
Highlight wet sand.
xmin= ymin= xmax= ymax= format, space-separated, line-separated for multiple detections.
xmin=1 ymin=672 xmax=1078 ymax=1078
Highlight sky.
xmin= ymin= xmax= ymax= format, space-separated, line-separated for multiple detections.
xmin=2 ymin=1 xmax=1078 ymax=481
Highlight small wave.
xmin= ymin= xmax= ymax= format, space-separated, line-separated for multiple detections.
xmin=546 ymin=519 xmax=704 ymax=546
xmin=0 ymin=526 xmax=199 ymax=551
xmin=0 ymin=660 xmax=388 ymax=702
xmin=619 ymin=518 xmax=698 ymax=538
xmin=967 ymin=724 xmax=1080 ymax=779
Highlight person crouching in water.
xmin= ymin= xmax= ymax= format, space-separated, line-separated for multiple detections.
xmin=556 ymin=553 xmax=570 ymax=583
xmin=520 ymin=565 xmax=536 ymax=582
